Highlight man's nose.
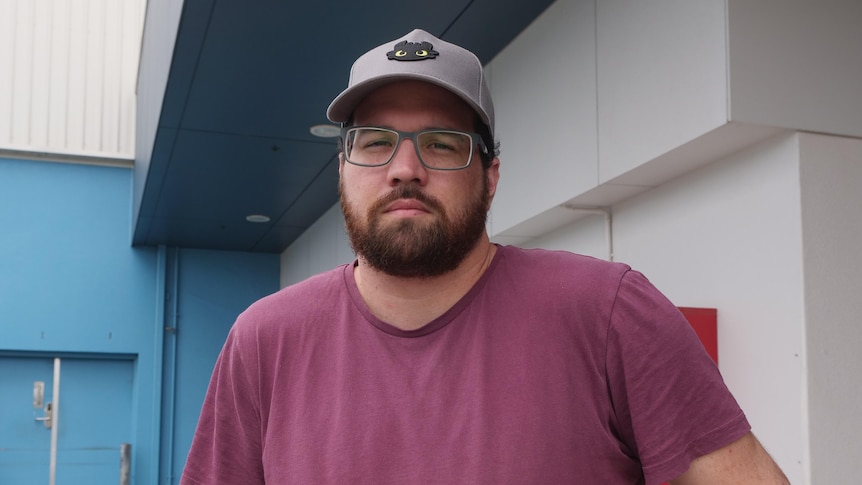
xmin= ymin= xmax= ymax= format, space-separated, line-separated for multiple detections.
xmin=386 ymin=137 xmax=427 ymax=185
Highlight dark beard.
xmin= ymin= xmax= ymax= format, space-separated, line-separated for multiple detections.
xmin=340 ymin=176 xmax=490 ymax=278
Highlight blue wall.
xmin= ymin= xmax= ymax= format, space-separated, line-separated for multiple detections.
xmin=161 ymin=247 xmax=279 ymax=483
xmin=0 ymin=159 xmax=158 ymax=352
xmin=0 ymin=158 xmax=279 ymax=484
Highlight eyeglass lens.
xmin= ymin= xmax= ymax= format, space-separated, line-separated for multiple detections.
xmin=345 ymin=128 xmax=473 ymax=169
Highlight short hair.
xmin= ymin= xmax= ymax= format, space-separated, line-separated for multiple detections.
xmin=474 ymin=118 xmax=499 ymax=168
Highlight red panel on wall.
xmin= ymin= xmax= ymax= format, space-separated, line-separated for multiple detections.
xmin=677 ymin=307 xmax=718 ymax=364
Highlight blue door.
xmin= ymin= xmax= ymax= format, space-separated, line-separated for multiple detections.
xmin=0 ymin=355 xmax=134 ymax=484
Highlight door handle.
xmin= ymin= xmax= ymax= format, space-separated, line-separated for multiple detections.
xmin=119 ymin=443 xmax=131 ymax=485
xmin=35 ymin=402 xmax=53 ymax=429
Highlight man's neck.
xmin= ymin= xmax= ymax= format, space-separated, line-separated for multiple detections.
xmin=353 ymin=238 xmax=498 ymax=331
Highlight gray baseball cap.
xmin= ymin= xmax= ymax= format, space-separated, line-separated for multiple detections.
xmin=327 ymin=29 xmax=495 ymax=135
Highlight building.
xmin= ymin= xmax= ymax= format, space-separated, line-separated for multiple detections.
xmin=1 ymin=0 xmax=860 ymax=483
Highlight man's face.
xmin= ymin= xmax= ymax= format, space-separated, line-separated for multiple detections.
xmin=338 ymin=81 xmax=499 ymax=278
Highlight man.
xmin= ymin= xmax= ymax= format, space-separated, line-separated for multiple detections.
xmin=181 ymin=29 xmax=788 ymax=484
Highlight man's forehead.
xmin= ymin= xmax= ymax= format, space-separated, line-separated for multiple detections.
xmin=352 ymin=80 xmax=477 ymax=125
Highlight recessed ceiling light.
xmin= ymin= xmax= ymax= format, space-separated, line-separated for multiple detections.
xmin=309 ymin=124 xmax=341 ymax=138
xmin=245 ymin=214 xmax=271 ymax=223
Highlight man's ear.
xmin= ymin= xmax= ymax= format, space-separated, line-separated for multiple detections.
xmin=485 ymin=157 xmax=501 ymax=206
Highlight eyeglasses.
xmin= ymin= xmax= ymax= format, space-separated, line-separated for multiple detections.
xmin=341 ymin=126 xmax=487 ymax=170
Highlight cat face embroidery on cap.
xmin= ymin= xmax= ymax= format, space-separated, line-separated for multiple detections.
xmin=386 ymin=40 xmax=439 ymax=61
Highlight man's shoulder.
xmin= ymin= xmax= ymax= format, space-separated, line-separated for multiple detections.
xmin=489 ymin=245 xmax=632 ymax=307
xmin=497 ymin=245 xmax=629 ymax=278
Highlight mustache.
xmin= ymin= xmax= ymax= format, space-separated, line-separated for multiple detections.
xmin=371 ymin=185 xmax=444 ymax=214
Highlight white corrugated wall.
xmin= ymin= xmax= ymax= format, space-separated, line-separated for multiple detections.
xmin=0 ymin=0 xmax=146 ymax=165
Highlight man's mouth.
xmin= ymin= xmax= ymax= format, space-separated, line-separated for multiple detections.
xmin=384 ymin=198 xmax=430 ymax=216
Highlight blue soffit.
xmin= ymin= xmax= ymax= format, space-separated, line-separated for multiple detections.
xmin=133 ymin=0 xmax=555 ymax=253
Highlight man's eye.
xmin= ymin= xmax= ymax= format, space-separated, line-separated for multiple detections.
xmin=422 ymin=132 xmax=465 ymax=152
xmin=428 ymin=142 xmax=455 ymax=151
xmin=358 ymin=138 xmax=395 ymax=151
xmin=365 ymin=139 xmax=392 ymax=148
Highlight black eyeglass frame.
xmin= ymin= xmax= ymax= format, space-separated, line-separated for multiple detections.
xmin=340 ymin=126 xmax=488 ymax=171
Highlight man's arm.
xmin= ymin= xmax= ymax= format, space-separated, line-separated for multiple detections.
xmin=671 ymin=432 xmax=789 ymax=484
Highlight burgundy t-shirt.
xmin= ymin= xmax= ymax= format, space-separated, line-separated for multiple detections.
xmin=181 ymin=245 xmax=749 ymax=484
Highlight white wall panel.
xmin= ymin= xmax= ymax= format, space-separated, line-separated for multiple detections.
xmin=0 ymin=1 xmax=13 ymax=140
xmin=799 ymin=133 xmax=862 ymax=485
xmin=487 ymin=0 xmax=598 ymax=237
xmin=0 ymin=0 xmax=145 ymax=164
xmin=728 ymin=0 xmax=862 ymax=138
xmin=596 ymin=0 xmax=728 ymax=182
xmin=47 ymin=0 xmax=71 ymax=149
xmin=521 ymin=212 xmax=611 ymax=261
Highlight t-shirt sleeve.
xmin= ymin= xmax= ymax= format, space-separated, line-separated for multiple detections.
xmin=180 ymin=323 xmax=265 ymax=485
xmin=605 ymin=270 xmax=751 ymax=485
